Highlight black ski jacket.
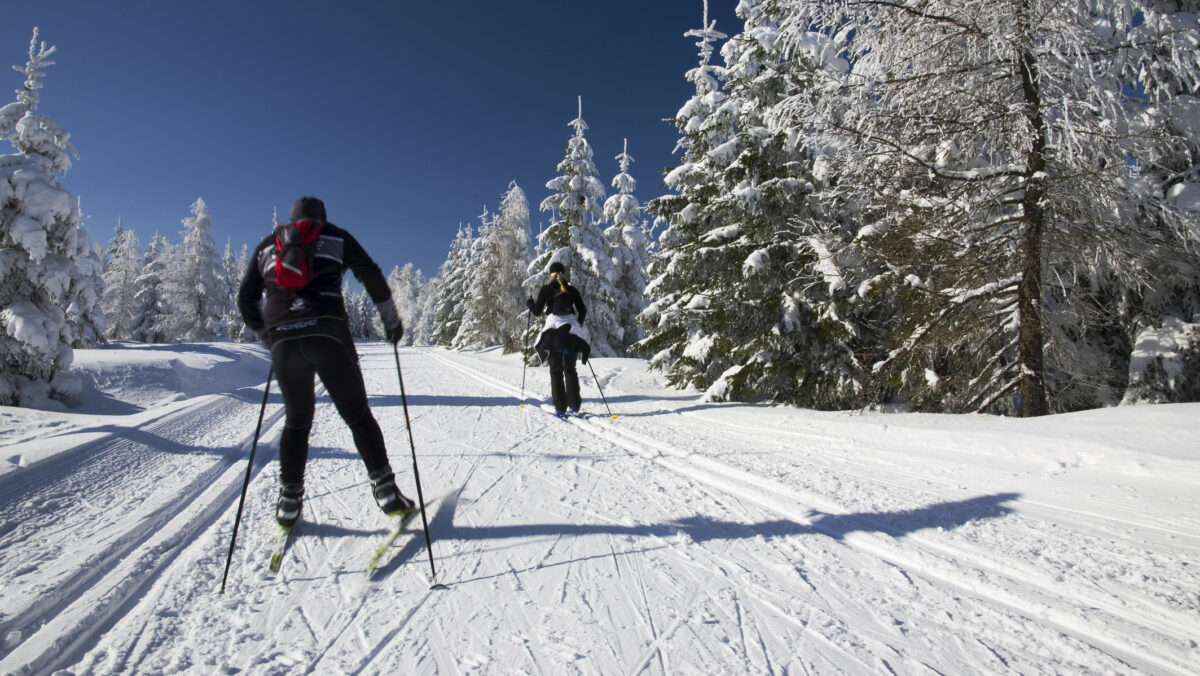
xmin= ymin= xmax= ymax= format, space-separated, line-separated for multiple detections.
xmin=527 ymin=282 xmax=587 ymax=323
xmin=237 ymin=221 xmax=399 ymax=335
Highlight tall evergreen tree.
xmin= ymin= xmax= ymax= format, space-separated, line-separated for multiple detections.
xmin=636 ymin=4 xmax=735 ymax=388
xmin=772 ymin=0 xmax=1200 ymax=415
xmin=687 ymin=0 xmax=854 ymax=406
xmin=220 ymin=241 xmax=250 ymax=342
xmin=534 ymin=97 xmax=622 ymax=356
xmin=159 ymin=198 xmax=223 ymax=342
xmin=432 ymin=224 xmax=474 ymax=347
xmin=1117 ymin=0 xmax=1200 ymax=402
xmin=603 ymin=139 xmax=649 ymax=355
xmin=388 ymin=263 xmax=426 ymax=347
xmin=458 ymin=183 xmax=534 ymax=352
xmin=409 ymin=275 xmax=439 ymax=346
xmin=129 ymin=234 xmax=169 ymax=343
xmin=0 ymin=29 xmax=104 ymax=405
xmin=101 ymin=225 xmax=141 ymax=341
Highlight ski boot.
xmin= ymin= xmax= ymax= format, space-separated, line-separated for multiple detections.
xmin=276 ymin=482 xmax=304 ymax=527
xmin=370 ymin=470 xmax=415 ymax=517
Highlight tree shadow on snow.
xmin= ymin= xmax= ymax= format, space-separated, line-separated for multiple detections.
xmin=444 ymin=492 xmax=1019 ymax=547
xmin=368 ymin=490 xmax=1020 ymax=582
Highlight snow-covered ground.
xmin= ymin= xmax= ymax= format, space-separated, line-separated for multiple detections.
xmin=0 ymin=341 xmax=1197 ymax=675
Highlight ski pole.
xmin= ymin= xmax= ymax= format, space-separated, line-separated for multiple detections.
xmin=221 ymin=365 xmax=273 ymax=594
xmin=519 ymin=310 xmax=533 ymax=407
xmin=393 ymin=343 xmax=447 ymax=590
xmin=586 ymin=360 xmax=618 ymax=419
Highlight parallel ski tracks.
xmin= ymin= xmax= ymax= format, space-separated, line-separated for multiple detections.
xmin=0 ymin=384 xmax=286 ymax=675
xmin=427 ymin=350 xmax=1197 ymax=675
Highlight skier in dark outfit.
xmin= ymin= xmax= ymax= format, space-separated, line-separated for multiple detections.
xmin=237 ymin=196 xmax=415 ymax=527
xmin=526 ymin=261 xmax=590 ymax=418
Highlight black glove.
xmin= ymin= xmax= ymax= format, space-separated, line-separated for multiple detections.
xmin=385 ymin=321 xmax=404 ymax=344
xmin=526 ymin=297 xmax=536 ymax=314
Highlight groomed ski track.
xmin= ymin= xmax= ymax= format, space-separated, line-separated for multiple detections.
xmin=1 ymin=344 xmax=1196 ymax=675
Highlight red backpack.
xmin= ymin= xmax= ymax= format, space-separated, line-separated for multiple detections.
xmin=273 ymin=219 xmax=324 ymax=290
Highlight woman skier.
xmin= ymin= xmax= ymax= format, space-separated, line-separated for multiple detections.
xmin=526 ymin=261 xmax=590 ymax=419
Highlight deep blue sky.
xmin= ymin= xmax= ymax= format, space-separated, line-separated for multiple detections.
xmin=3 ymin=1 xmax=740 ymax=278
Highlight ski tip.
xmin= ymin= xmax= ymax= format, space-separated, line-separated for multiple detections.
xmin=609 ymin=414 xmax=619 ymax=419
xmin=430 ymin=582 xmax=451 ymax=591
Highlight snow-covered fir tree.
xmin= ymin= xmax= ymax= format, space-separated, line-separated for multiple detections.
xmin=408 ymin=276 xmax=439 ymax=346
xmin=101 ymin=224 xmax=141 ymax=341
xmin=1117 ymin=0 xmax=1200 ymax=403
xmin=344 ymin=287 xmax=379 ymax=341
xmin=431 ymin=223 xmax=474 ymax=347
xmin=680 ymin=0 xmax=854 ymax=407
xmin=220 ymin=241 xmax=250 ymax=342
xmin=457 ymin=183 xmax=534 ymax=352
xmin=636 ymin=5 xmax=735 ymax=389
xmin=158 ymin=198 xmax=224 ymax=342
xmin=770 ymin=0 xmax=1200 ymax=415
xmin=387 ymin=263 xmax=426 ymax=347
xmin=129 ymin=234 xmax=169 ymax=343
xmin=0 ymin=29 xmax=104 ymax=405
xmin=533 ymin=97 xmax=622 ymax=357
xmin=602 ymin=139 xmax=649 ymax=355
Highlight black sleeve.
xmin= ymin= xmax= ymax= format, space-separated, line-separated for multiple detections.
xmin=529 ymin=284 xmax=552 ymax=316
xmin=571 ymin=286 xmax=587 ymax=324
xmin=341 ymin=229 xmax=392 ymax=304
xmin=237 ymin=238 xmax=270 ymax=333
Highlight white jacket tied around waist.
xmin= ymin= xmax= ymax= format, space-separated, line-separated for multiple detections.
xmin=543 ymin=313 xmax=588 ymax=341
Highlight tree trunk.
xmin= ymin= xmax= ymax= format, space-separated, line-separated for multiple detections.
xmin=1017 ymin=43 xmax=1050 ymax=417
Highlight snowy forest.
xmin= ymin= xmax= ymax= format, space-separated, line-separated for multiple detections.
xmin=3 ymin=0 xmax=1199 ymax=417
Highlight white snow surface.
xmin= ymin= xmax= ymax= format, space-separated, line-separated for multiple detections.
xmin=1 ymin=341 xmax=1198 ymax=675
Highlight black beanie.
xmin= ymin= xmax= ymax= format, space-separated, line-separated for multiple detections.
xmin=290 ymin=196 xmax=326 ymax=222
xmin=548 ymin=261 xmax=566 ymax=274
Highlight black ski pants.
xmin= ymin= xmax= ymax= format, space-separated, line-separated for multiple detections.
xmin=547 ymin=349 xmax=581 ymax=413
xmin=269 ymin=325 xmax=391 ymax=487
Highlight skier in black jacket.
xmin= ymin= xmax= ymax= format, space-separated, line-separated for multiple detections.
xmin=237 ymin=196 xmax=414 ymax=527
xmin=526 ymin=261 xmax=590 ymax=418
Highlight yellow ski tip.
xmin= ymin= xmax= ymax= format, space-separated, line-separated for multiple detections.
xmin=610 ymin=414 xmax=619 ymax=419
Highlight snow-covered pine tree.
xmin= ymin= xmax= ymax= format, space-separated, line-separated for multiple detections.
xmin=159 ymin=198 xmax=224 ymax=342
xmin=129 ymin=234 xmax=169 ymax=343
xmin=453 ymin=207 xmax=496 ymax=350
xmin=343 ymin=283 xmax=365 ymax=339
xmin=687 ymin=0 xmax=865 ymax=408
xmin=772 ymin=0 xmax=1200 ymax=416
xmin=220 ymin=241 xmax=250 ymax=342
xmin=534 ymin=97 xmax=622 ymax=356
xmin=1117 ymin=0 xmax=1200 ymax=403
xmin=602 ymin=139 xmax=649 ymax=355
xmin=0 ymin=29 xmax=104 ymax=405
xmin=101 ymin=225 xmax=141 ymax=341
xmin=458 ymin=183 xmax=534 ymax=352
xmin=387 ymin=263 xmax=425 ymax=346
xmin=409 ymin=275 xmax=439 ymax=346
xmin=636 ymin=4 xmax=734 ymax=389
xmin=431 ymin=223 xmax=474 ymax=347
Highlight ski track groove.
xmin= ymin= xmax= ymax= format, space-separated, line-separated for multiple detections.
xmin=427 ymin=349 xmax=1196 ymax=676
xmin=12 ymin=347 xmax=1191 ymax=674
xmin=0 ymin=387 xmax=286 ymax=674
xmin=683 ymin=410 xmax=1200 ymax=542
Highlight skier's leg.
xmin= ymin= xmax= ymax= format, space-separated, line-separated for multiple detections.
xmin=271 ymin=338 xmax=317 ymax=487
xmin=547 ymin=350 xmax=567 ymax=412
xmin=308 ymin=334 xmax=391 ymax=476
xmin=564 ymin=351 xmax=581 ymax=411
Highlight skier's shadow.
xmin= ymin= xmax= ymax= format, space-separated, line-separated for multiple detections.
xmin=380 ymin=491 xmax=1020 ymax=584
